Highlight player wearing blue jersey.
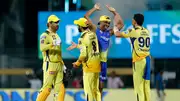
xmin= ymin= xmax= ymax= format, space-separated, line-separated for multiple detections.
xmin=67 ymin=4 xmax=124 ymax=97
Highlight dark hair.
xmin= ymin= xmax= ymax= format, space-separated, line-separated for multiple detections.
xmin=47 ymin=23 xmax=49 ymax=28
xmin=81 ymin=26 xmax=88 ymax=30
xmin=133 ymin=13 xmax=144 ymax=26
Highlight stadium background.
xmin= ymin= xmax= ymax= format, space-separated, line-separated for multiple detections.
xmin=0 ymin=0 xmax=180 ymax=101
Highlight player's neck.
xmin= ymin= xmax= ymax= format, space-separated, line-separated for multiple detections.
xmin=48 ymin=28 xmax=56 ymax=33
xmin=134 ymin=25 xmax=141 ymax=28
xmin=82 ymin=28 xmax=90 ymax=32
xmin=99 ymin=27 xmax=106 ymax=32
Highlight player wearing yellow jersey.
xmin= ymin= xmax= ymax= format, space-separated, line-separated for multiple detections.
xmin=36 ymin=15 xmax=66 ymax=101
xmin=67 ymin=4 xmax=124 ymax=98
xmin=72 ymin=17 xmax=101 ymax=101
xmin=114 ymin=13 xmax=151 ymax=101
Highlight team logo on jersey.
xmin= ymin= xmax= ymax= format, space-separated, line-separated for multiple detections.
xmin=100 ymin=36 xmax=109 ymax=41
xmin=49 ymin=71 xmax=55 ymax=75
xmin=40 ymin=36 xmax=46 ymax=39
xmin=52 ymin=35 xmax=56 ymax=40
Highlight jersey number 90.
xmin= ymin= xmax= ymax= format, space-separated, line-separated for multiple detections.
xmin=138 ymin=37 xmax=150 ymax=48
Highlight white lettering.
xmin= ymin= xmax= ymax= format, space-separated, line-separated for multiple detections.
xmin=159 ymin=24 xmax=171 ymax=44
xmin=172 ymin=24 xmax=180 ymax=44
xmin=115 ymin=38 xmax=122 ymax=44
xmin=66 ymin=25 xmax=79 ymax=44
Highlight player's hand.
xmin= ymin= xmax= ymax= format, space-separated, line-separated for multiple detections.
xmin=67 ymin=42 xmax=78 ymax=50
xmin=106 ymin=4 xmax=116 ymax=12
xmin=63 ymin=65 xmax=67 ymax=73
xmin=94 ymin=3 xmax=101 ymax=10
xmin=72 ymin=62 xmax=79 ymax=68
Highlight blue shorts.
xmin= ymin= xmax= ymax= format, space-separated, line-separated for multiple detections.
xmin=100 ymin=62 xmax=107 ymax=82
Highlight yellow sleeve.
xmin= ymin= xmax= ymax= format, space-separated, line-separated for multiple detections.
xmin=121 ymin=29 xmax=134 ymax=38
xmin=76 ymin=43 xmax=87 ymax=66
xmin=61 ymin=61 xmax=65 ymax=65
xmin=40 ymin=33 xmax=53 ymax=52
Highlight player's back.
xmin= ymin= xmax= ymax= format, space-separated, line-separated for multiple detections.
xmin=79 ymin=30 xmax=101 ymax=73
xmin=130 ymin=26 xmax=150 ymax=62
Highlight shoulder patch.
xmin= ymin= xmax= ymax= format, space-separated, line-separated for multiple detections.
xmin=40 ymin=35 xmax=46 ymax=39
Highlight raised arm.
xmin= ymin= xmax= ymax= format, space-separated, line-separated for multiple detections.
xmin=106 ymin=5 xmax=124 ymax=36
xmin=84 ymin=3 xmax=100 ymax=31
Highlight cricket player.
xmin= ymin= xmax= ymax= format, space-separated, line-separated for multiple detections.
xmin=155 ymin=69 xmax=166 ymax=101
xmin=36 ymin=15 xmax=66 ymax=101
xmin=72 ymin=17 xmax=101 ymax=101
xmin=113 ymin=13 xmax=151 ymax=101
xmin=67 ymin=4 xmax=124 ymax=96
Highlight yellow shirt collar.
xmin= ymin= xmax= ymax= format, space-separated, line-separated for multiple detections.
xmin=46 ymin=29 xmax=57 ymax=34
xmin=134 ymin=26 xmax=143 ymax=29
xmin=81 ymin=29 xmax=90 ymax=36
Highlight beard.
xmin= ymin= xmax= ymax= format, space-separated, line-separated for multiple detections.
xmin=78 ymin=27 xmax=82 ymax=32
xmin=100 ymin=23 xmax=109 ymax=31
xmin=104 ymin=25 xmax=109 ymax=29
xmin=51 ymin=26 xmax=59 ymax=32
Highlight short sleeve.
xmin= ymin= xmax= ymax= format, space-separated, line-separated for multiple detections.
xmin=121 ymin=29 xmax=135 ymax=38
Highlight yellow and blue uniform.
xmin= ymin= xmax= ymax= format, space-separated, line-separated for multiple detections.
xmin=36 ymin=15 xmax=65 ymax=101
xmin=89 ymin=15 xmax=111 ymax=82
xmin=121 ymin=26 xmax=151 ymax=101
xmin=74 ymin=18 xmax=101 ymax=101
xmin=96 ymin=28 xmax=110 ymax=82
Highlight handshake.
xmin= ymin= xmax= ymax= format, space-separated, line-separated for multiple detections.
xmin=53 ymin=39 xmax=61 ymax=46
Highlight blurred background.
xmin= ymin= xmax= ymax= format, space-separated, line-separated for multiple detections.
xmin=0 ymin=0 xmax=180 ymax=101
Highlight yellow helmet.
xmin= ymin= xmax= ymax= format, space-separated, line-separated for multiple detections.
xmin=47 ymin=15 xmax=60 ymax=23
xmin=99 ymin=15 xmax=111 ymax=22
xmin=74 ymin=18 xmax=88 ymax=27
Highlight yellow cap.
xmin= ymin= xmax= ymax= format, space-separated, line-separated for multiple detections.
xmin=74 ymin=18 xmax=88 ymax=27
xmin=99 ymin=15 xmax=111 ymax=22
xmin=47 ymin=15 xmax=60 ymax=23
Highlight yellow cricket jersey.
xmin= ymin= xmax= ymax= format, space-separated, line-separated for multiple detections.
xmin=77 ymin=30 xmax=101 ymax=73
xmin=40 ymin=30 xmax=64 ymax=64
xmin=121 ymin=26 xmax=150 ymax=62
